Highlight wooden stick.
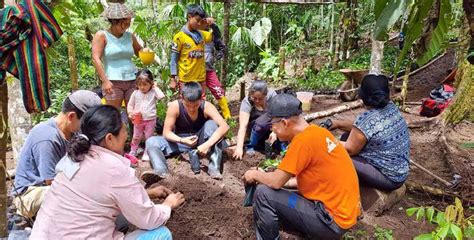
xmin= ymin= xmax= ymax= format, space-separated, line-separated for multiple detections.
xmin=410 ymin=159 xmax=452 ymax=187
xmin=304 ymin=100 xmax=363 ymax=122
xmin=407 ymin=117 xmax=440 ymax=128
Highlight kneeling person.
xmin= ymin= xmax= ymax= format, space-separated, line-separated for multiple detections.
xmin=143 ymin=82 xmax=229 ymax=184
xmin=243 ymin=94 xmax=360 ymax=239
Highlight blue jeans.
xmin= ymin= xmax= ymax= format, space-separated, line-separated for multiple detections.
xmin=145 ymin=120 xmax=223 ymax=175
xmin=124 ymin=226 xmax=172 ymax=240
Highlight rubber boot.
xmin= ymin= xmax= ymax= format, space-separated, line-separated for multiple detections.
xmin=141 ymin=147 xmax=169 ymax=188
xmin=208 ymin=142 xmax=223 ymax=180
xmin=218 ymin=97 xmax=231 ymax=119
xmin=188 ymin=150 xmax=201 ymax=174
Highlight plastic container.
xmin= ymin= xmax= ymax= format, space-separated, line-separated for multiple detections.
xmin=296 ymin=92 xmax=314 ymax=112
xmin=132 ymin=112 xmax=142 ymax=125
xmin=139 ymin=51 xmax=155 ymax=65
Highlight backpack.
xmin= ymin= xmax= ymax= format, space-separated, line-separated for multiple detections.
xmin=420 ymin=84 xmax=455 ymax=117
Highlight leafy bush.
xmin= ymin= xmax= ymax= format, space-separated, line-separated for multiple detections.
xmin=406 ymin=198 xmax=474 ymax=240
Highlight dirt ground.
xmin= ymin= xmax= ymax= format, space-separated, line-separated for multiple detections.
xmin=5 ymin=53 xmax=471 ymax=238
xmin=127 ymin=93 xmax=470 ymax=239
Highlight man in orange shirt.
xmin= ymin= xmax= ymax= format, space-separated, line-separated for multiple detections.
xmin=242 ymin=94 xmax=360 ymax=239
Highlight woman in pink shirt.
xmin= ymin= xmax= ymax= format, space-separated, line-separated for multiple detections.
xmin=31 ymin=105 xmax=184 ymax=239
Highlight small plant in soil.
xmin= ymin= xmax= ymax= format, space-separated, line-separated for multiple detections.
xmin=225 ymin=118 xmax=238 ymax=139
xmin=374 ymin=225 xmax=394 ymax=240
xmin=406 ymin=198 xmax=474 ymax=240
xmin=258 ymin=158 xmax=281 ymax=172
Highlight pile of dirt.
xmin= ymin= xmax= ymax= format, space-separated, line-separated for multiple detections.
xmin=137 ymin=152 xmax=264 ymax=239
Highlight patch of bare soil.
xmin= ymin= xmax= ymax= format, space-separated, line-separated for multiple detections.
xmin=135 ymin=151 xmax=264 ymax=239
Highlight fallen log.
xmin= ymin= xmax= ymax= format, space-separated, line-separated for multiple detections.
xmin=407 ymin=117 xmax=440 ymax=129
xmin=405 ymin=180 xmax=458 ymax=200
xmin=304 ymin=100 xmax=363 ymax=122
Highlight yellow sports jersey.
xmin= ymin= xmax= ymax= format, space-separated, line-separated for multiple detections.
xmin=172 ymin=30 xmax=212 ymax=82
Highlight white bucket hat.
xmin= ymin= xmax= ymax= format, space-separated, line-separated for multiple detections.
xmin=101 ymin=3 xmax=135 ymax=19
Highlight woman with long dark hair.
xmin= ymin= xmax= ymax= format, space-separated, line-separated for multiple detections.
xmin=31 ymin=105 xmax=184 ymax=239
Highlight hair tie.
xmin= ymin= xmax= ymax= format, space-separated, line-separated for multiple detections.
xmin=78 ymin=134 xmax=90 ymax=142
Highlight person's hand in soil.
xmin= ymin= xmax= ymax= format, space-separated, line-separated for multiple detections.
xmin=233 ymin=147 xmax=244 ymax=160
xmin=197 ymin=143 xmax=211 ymax=156
xmin=180 ymin=135 xmax=198 ymax=147
xmin=102 ymin=79 xmax=114 ymax=96
xmin=147 ymin=186 xmax=173 ymax=199
xmin=163 ymin=192 xmax=185 ymax=210
xmin=242 ymin=169 xmax=258 ymax=185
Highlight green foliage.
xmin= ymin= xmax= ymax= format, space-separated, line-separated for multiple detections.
xmin=406 ymin=198 xmax=474 ymax=240
xmin=225 ymin=118 xmax=237 ymax=139
xmin=373 ymin=0 xmax=406 ymax=41
xmin=374 ymin=225 xmax=394 ymax=240
xmin=416 ymin=0 xmax=453 ymax=65
xmin=395 ymin=0 xmax=434 ymax=74
xmin=296 ymin=67 xmax=346 ymax=91
xmin=258 ymin=158 xmax=281 ymax=171
xmin=250 ymin=17 xmax=272 ymax=46
xmin=256 ymin=50 xmax=280 ymax=81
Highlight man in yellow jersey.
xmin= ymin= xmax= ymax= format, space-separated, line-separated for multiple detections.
xmin=242 ymin=94 xmax=360 ymax=239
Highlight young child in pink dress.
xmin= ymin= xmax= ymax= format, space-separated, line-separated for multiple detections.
xmin=127 ymin=69 xmax=165 ymax=156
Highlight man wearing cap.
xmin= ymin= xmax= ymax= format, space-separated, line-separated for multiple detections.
xmin=12 ymin=90 xmax=101 ymax=219
xmin=242 ymin=94 xmax=361 ymax=239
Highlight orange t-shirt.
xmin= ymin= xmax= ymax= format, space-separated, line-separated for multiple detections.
xmin=278 ymin=125 xmax=360 ymax=229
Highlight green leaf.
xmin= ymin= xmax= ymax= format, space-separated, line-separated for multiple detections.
xmin=416 ymin=0 xmax=452 ymax=65
xmin=450 ymin=224 xmax=462 ymax=240
xmin=251 ymin=17 xmax=272 ymax=46
xmin=407 ymin=207 xmax=419 ymax=217
xmin=393 ymin=0 xmax=435 ymax=75
xmin=436 ymin=224 xmax=450 ymax=239
xmin=435 ymin=212 xmax=447 ymax=225
xmin=416 ymin=207 xmax=426 ymax=221
xmin=374 ymin=0 xmax=389 ymax=20
xmin=373 ymin=0 xmax=407 ymax=41
xmin=414 ymin=233 xmax=434 ymax=240
xmin=426 ymin=207 xmax=435 ymax=222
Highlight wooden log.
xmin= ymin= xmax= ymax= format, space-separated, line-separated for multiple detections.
xmin=405 ymin=181 xmax=458 ymax=199
xmin=407 ymin=117 xmax=440 ymax=129
xmin=304 ymin=100 xmax=363 ymax=122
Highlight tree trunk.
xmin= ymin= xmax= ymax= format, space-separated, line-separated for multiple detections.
xmin=329 ymin=3 xmax=335 ymax=53
xmin=67 ymin=35 xmax=79 ymax=91
xmin=7 ymin=78 xmax=33 ymax=163
xmin=443 ymin=15 xmax=474 ymax=124
xmin=369 ymin=39 xmax=384 ymax=74
xmin=0 ymin=18 xmax=8 ymax=235
xmin=220 ymin=0 xmax=230 ymax=87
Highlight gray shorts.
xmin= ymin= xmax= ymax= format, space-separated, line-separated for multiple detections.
xmin=103 ymin=80 xmax=136 ymax=102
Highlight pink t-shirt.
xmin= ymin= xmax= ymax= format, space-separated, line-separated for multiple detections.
xmin=31 ymin=145 xmax=171 ymax=239
xmin=127 ymin=87 xmax=165 ymax=120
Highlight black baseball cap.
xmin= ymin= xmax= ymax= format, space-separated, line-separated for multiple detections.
xmin=186 ymin=4 xmax=207 ymax=18
xmin=268 ymin=94 xmax=303 ymax=118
